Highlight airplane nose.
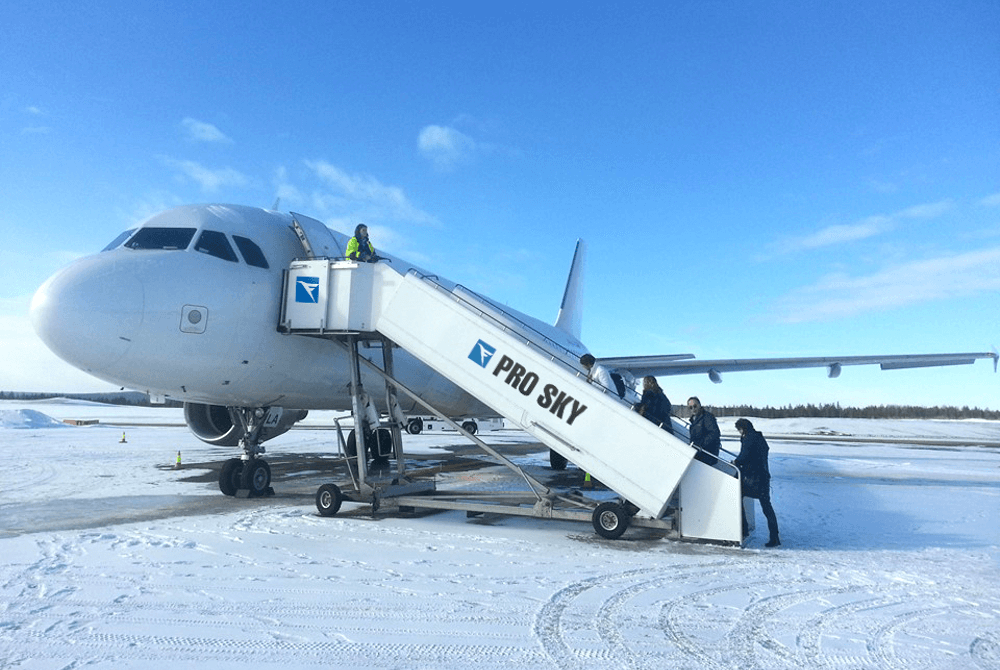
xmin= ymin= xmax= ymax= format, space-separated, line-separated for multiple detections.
xmin=30 ymin=256 xmax=144 ymax=376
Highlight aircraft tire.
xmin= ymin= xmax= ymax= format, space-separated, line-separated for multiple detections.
xmin=549 ymin=449 xmax=568 ymax=470
xmin=461 ymin=420 xmax=478 ymax=435
xmin=373 ymin=428 xmax=394 ymax=459
xmin=316 ymin=484 xmax=342 ymax=517
xmin=243 ymin=459 xmax=271 ymax=495
xmin=347 ymin=428 xmax=394 ymax=461
xmin=345 ymin=430 xmax=358 ymax=458
xmin=407 ymin=418 xmax=423 ymax=435
xmin=592 ymin=502 xmax=630 ymax=540
xmin=219 ymin=458 xmax=242 ymax=496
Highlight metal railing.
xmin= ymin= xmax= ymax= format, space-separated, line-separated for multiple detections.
xmin=408 ymin=269 xmax=626 ymax=400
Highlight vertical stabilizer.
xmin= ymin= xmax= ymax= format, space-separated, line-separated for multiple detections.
xmin=554 ymin=239 xmax=586 ymax=341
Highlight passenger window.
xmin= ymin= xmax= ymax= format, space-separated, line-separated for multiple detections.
xmin=125 ymin=227 xmax=197 ymax=250
xmin=194 ymin=230 xmax=238 ymax=263
xmin=233 ymin=235 xmax=270 ymax=269
xmin=102 ymin=228 xmax=136 ymax=252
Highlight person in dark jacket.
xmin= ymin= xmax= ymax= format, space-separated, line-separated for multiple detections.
xmin=687 ymin=396 xmax=720 ymax=465
xmin=734 ymin=418 xmax=780 ymax=547
xmin=635 ymin=376 xmax=673 ymax=433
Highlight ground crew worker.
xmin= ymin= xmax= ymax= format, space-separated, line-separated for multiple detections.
xmin=346 ymin=224 xmax=377 ymax=262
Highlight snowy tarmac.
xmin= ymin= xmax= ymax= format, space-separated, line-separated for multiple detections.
xmin=1 ymin=399 xmax=998 ymax=669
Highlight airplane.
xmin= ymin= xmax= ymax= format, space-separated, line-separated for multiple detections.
xmin=30 ymin=204 xmax=998 ymax=500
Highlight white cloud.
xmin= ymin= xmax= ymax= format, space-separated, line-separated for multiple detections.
xmin=774 ymin=247 xmax=1000 ymax=322
xmin=303 ymin=160 xmax=437 ymax=226
xmin=418 ymin=125 xmax=477 ymax=169
xmin=268 ymin=161 xmax=438 ymax=262
xmin=159 ymin=157 xmax=249 ymax=193
xmin=791 ymin=217 xmax=892 ymax=250
xmin=979 ymin=192 xmax=1000 ymax=208
xmin=181 ymin=118 xmax=233 ymax=144
xmin=773 ymin=200 xmax=953 ymax=254
xmin=897 ymin=200 xmax=953 ymax=219
xmin=20 ymin=106 xmax=51 ymax=135
xmin=272 ymin=166 xmax=303 ymax=208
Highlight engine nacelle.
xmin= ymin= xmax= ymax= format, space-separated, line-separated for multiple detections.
xmin=183 ymin=403 xmax=308 ymax=446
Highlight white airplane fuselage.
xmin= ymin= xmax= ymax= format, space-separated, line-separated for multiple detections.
xmin=31 ymin=205 xmax=585 ymax=420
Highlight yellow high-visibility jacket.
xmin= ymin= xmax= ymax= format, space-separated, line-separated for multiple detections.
xmin=346 ymin=236 xmax=374 ymax=261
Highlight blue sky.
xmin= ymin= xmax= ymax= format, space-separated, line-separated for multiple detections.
xmin=2 ymin=1 xmax=998 ymax=408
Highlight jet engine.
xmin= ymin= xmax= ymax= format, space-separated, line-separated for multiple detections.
xmin=183 ymin=402 xmax=308 ymax=446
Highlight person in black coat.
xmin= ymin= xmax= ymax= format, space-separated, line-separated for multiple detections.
xmin=687 ymin=397 xmax=720 ymax=465
xmin=635 ymin=376 xmax=674 ymax=433
xmin=734 ymin=418 xmax=780 ymax=547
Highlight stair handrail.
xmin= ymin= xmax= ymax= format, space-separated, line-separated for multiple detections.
xmin=406 ymin=269 xmax=626 ymax=400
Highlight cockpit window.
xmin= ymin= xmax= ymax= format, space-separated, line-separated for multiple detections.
xmin=101 ymin=228 xmax=136 ymax=252
xmin=125 ymin=227 xmax=197 ymax=250
xmin=194 ymin=230 xmax=239 ymax=263
xmin=233 ymin=235 xmax=269 ymax=269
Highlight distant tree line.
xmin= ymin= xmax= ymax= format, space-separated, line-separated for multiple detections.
xmin=701 ymin=402 xmax=1000 ymax=421
xmin=0 ymin=391 xmax=183 ymax=407
xmin=2 ymin=391 xmax=996 ymax=419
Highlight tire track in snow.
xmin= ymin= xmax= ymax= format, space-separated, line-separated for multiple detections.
xmin=971 ymin=634 xmax=1000 ymax=670
xmin=534 ymin=562 xmax=734 ymax=669
xmin=10 ymin=631 xmax=551 ymax=668
xmin=535 ymin=560 xmax=1000 ymax=670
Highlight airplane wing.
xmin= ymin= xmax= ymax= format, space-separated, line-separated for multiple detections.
xmin=598 ymin=351 xmax=999 ymax=383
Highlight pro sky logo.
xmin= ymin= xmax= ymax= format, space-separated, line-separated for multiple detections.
xmin=470 ymin=340 xmax=589 ymax=427
xmin=468 ymin=340 xmax=496 ymax=368
xmin=295 ymin=276 xmax=320 ymax=303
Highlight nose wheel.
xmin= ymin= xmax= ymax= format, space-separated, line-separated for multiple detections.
xmin=218 ymin=457 xmax=273 ymax=497
xmin=241 ymin=458 xmax=272 ymax=495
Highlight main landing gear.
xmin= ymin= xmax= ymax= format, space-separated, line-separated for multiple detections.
xmin=218 ymin=407 xmax=275 ymax=497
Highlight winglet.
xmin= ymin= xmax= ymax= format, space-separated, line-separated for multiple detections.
xmin=554 ymin=239 xmax=586 ymax=341
xmin=992 ymin=347 xmax=998 ymax=373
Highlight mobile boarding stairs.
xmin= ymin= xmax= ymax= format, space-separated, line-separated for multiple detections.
xmin=278 ymin=254 xmax=748 ymax=545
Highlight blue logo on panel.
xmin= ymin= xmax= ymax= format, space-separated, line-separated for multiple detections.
xmin=469 ymin=340 xmax=496 ymax=368
xmin=295 ymin=276 xmax=320 ymax=303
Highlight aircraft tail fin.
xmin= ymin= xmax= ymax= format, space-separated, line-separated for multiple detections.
xmin=554 ymin=239 xmax=586 ymax=341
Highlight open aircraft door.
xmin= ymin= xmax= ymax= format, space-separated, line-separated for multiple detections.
xmin=289 ymin=212 xmax=342 ymax=259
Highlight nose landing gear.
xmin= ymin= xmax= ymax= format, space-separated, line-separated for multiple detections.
xmin=217 ymin=407 xmax=276 ymax=497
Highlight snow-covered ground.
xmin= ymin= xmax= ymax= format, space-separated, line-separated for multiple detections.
xmin=1 ymin=399 xmax=998 ymax=669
